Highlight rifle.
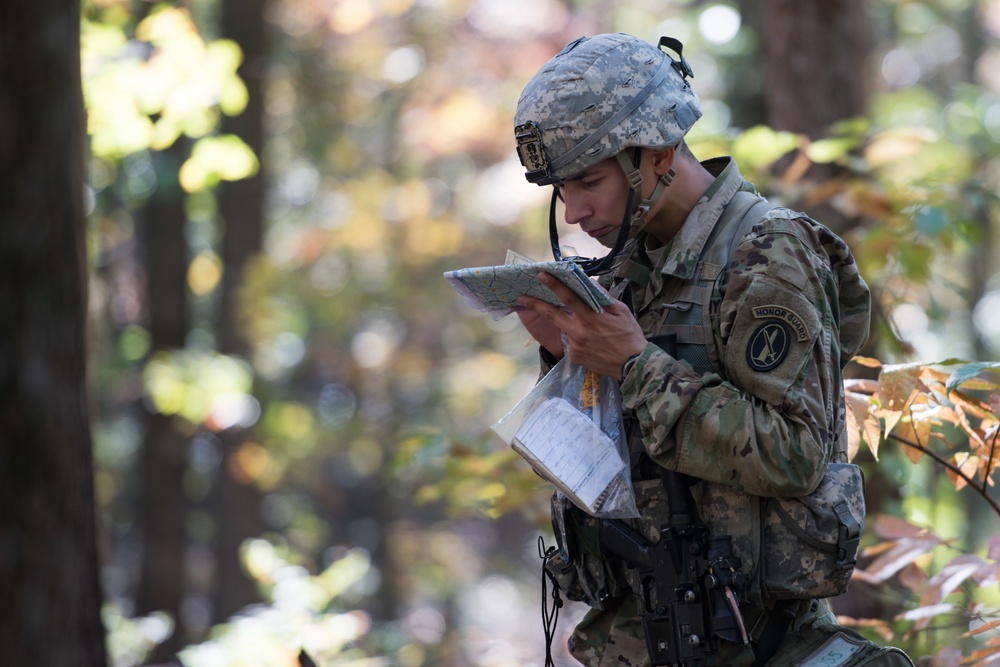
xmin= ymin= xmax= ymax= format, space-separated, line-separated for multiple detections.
xmin=600 ymin=467 xmax=749 ymax=665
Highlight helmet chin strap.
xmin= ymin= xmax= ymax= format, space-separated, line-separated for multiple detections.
xmin=549 ymin=148 xmax=675 ymax=275
xmin=595 ymin=150 xmax=674 ymax=249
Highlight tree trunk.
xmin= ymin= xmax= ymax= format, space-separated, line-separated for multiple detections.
xmin=135 ymin=140 xmax=191 ymax=664
xmin=759 ymin=0 xmax=870 ymax=138
xmin=212 ymin=0 xmax=269 ymax=622
xmin=0 ymin=1 xmax=109 ymax=665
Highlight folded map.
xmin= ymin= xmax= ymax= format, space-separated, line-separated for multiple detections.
xmin=444 ymin=258 xmax=614 ymax=320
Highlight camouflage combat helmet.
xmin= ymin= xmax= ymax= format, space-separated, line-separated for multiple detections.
xmin=514 ymin=33 xmax=701 ymax=185
xmin=513 ymin=34 xmax=701 ymax=268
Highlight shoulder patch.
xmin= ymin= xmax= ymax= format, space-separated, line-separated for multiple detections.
xmin=746 ymin=320 xmax=790 ymax=372
xmin=723 ymin=273 xmax=821 ymax=405
xmin=751 ymin=304 xmax=810 ymax=342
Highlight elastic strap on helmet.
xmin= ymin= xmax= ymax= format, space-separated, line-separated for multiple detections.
xmin=548 ymin=55 xmax=673 ymax=175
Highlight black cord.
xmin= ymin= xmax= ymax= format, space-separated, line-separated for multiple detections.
xmin=538 ymin=536 xmax=563 ymax=667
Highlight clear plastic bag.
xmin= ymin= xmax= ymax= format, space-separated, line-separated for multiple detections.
xmin=492 ymin=352 xmax=639 ymax=519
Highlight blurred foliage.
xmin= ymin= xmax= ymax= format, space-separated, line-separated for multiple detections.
xmin=841 ymin=359 xmax=1000 ymax=661
xmin=179 ymin=542 xmax=380 ymax=666
xmin=82 ymin=3 xmax=255 ymax=188
xmin=78 ymin=0 xmax=1000 ymax=665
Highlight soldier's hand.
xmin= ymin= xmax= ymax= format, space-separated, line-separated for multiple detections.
xmin=515 ymin=304 xmax=565 ymax=360
xmin=518 ymin=272 xmax=647 ymax=379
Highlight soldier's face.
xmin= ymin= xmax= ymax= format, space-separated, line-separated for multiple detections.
xmin=554 ymin=156 xmax=631 ymax=240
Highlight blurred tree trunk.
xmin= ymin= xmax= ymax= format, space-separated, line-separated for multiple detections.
xmin=0 ymin=1 xmax=108 ymax=665
xmin=728 ymin=0 xmax=767 ymax=128
xmin=758 ymin=0 xmax=872 ymax=236
xmin=134 ymin=136 xmax=191 ymax=663
xmin=759 ymin=0 xmax=870 ymax=138
xmin=212 ymin=0 xmax=268 ymax=621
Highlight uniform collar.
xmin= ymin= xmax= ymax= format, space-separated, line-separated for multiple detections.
xmin=612 ymin=157 xmax=748 ymax=302
xmin=657 ymin=156 xmax=745 ymax=280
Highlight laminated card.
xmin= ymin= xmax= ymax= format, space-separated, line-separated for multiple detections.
xmin=512 ymin=397 xmax=629 ymax=516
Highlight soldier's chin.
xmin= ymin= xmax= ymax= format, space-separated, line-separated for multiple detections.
xmin=597 ymin=228 xmax=621 ymax=248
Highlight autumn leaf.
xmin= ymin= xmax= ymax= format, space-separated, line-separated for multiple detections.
xmin=891 ymin=416 xmax=929 ymax=463
xmin=917 ymin=555 xmax=994 ymax=614
xmin=854 ymin=536 xmax=939 ymax=583
xmin=834 ymin=615 xmax=894 ymax=641
xmin=947 ymin=453 xmax=981 ymax=490
xmin=844 ymin=378 xmax=879 ymax=395
xmin=870 ymin=514 xmax=933 ymax=540
xmin=950 ymin=390 xmax=995 ymax=422
xmin=894 ymin=602 xmax=954 ymax=626
xmin=846 ymin=391 xmax=880 ymax=459
xmin=963 ymin=618 xmax=1000 ymax=638
xmin=964 ymin=645 xmax=1000 ymax=666
xmin=852 ymin=356 xmax=884 ymax=369
xmin=878 ymin=362 xmax=923 ymax=412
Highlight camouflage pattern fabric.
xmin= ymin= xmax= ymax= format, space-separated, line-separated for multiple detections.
xmin=568 ymin=591 xmax=917 ymax=667
xmin=618 ymin=158 xmax=870 ymax=499
xmin=514 ymin=33 xmax=701 ymax=182
xmin=760 ymin=463 xmax=865 ymax=600
xmin=558 ymin=158 xmax=890 ymax=665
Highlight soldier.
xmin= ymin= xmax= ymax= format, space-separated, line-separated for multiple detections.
xmin=511 ymin=33 xmax=915 ymax=666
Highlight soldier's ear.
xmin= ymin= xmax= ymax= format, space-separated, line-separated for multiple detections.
xmin=648 ymin=147 xmax=676 ymax=176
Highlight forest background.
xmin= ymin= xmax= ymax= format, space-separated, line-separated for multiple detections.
xmin=5 ymin=0 xmax=1000 ymax=665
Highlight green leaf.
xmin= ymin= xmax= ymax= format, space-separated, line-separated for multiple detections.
xmin=806 ymin=137 xmax=855 ymax=164
xmin=731 ymin=126 xmax=800 ymax=170
xmin=179 ymin=134 xmax=259 ymax=191
xmin=897 ymin=243 xmax=933 ymax=280
xmin=914 ymin=206 xmax=950 ymax=236
xmin=945 ymin=362 xmax=1000 ymax=393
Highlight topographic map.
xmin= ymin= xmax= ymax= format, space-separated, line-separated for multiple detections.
xmin=444 ymin=259 xmax=614 ymax=320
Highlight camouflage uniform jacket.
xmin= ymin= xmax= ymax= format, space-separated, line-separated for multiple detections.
xmin=613 ymin=156 xmax=869 ymax=593
xmin=549 ymin=157 xmax=871 ymax=665
xmin=620 ymin=155 xmax=869 ymax=478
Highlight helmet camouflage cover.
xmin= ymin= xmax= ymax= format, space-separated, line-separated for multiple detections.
xmin=514 ymin=33 xmax=702 ymax=184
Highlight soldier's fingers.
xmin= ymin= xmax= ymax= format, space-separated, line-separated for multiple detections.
xmin=537 ymin=272 xmax=587 ymax=313
xmin=517 ymin=294 xmax=570 ymax=327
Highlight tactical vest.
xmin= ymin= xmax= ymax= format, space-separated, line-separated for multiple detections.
xmin=611 ymin=189 xmax=770 ymax=375
xmin=608 ymin=189 xmax=864 ymax=609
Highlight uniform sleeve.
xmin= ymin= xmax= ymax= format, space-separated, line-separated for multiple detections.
xmin=620 ymin=212 xmax=870 ymax=498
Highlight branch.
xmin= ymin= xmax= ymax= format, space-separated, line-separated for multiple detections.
xmin=889 ymin=433 xmax=1000 ymax=520
xmin=984 ymin=426 xmax=999 ymax=496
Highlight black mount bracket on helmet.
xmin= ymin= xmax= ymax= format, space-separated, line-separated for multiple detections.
xmin=658 ymin=36 xmax=695 ymax=80
xmin=515 ymin=121 xmax=556 ymax=185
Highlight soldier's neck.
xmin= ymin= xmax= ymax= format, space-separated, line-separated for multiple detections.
xmin=645 ymin=161 xmax=717 ymax=245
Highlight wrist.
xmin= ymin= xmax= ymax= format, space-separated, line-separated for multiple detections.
xmin=620 ymin=350 xmax=643 ymax=381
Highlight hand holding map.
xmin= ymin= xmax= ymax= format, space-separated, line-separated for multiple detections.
xmin=443 ymin=254 xmax=614 ymax=320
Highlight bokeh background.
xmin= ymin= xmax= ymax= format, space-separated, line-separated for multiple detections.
xmin=75 ymin=0 xmax=1000 ymax=664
